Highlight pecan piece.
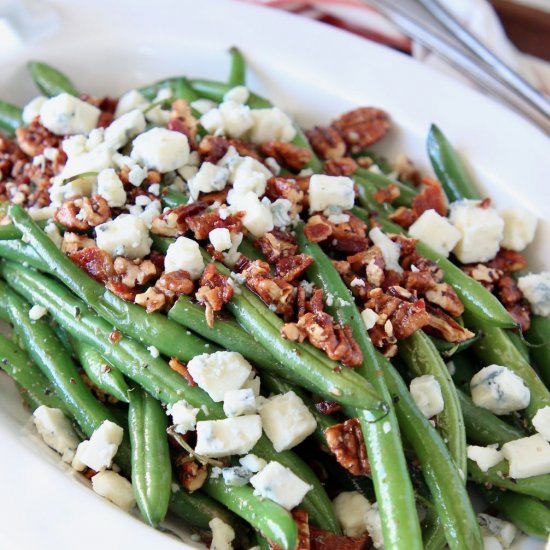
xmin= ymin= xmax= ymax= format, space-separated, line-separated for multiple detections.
xmin=174 ymin=455 xmax=208 ymax=492
xmin=323 ymin=157 xmax=358 ymax=176
xmin=411 ymin=178 xmax=448 ymax=217
xmin=389 ymin=206 xmax=418 ymax=229
xmin=61 ymin=232 xmax=97 ymax=254
xmin=255 ymin=229 xmax=298 ymax=263
xmin=325 ymin=418 xmax=370 ymax=476
xmin=155 ymin=270 xmax=195 ymax=298
xmin=113 ymin=257 xmax=158 ymax=288
xmin=424 ymin=306 xmax=475 ymax=343
xmin=305 ymin=126 xmax=346 ymax=160
xmin=134 ymin=287 xmax=166 ymax=313
xmin=55 ymin=195 xmax=110 ymax=230
xmin=275 ymin=253 xmax=313 ymax=282
xmin=169 ymin=357 xmax=197 ymax=386
xmin=332 ymin=107 xmax=390 ymax=150
xmin=315 ymin=401 xmax=342 ymax=415
xmin=265 ymin=176 xmax=305 ymax=215
xmin=373 ymin=183 xmax=400 ymax=204
xmin=310 ymin=527 xmax=369 ymax=550
xmin=259 ymin=140 xmax=311 ymax=172
xmin=16 ymin=119 xmax=61 ymax=157
xmin=304 ymin=214 xmax=332 ymax=243
xmin=424 ymin=282 xmax=464 ymax=317
xmin=195 ymin=264 xmax=234 ymax=328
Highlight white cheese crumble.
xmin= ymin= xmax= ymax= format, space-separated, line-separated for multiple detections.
xmin=449 ymin=200 xmax=504 ymax=264
xmin=517 ymin=273 xmax=550 ymax=317
xmin=209 ymin=517 xmax=235 ymax=550
xmin=332 ymin=491 xmax=371 ymax=537
xmin=364 ymin=503 xmax=384 ymax=549
xmin=115 ymin=89 xmax=149 ymax=118
xmin=96 ymin=168 xmax=126 ymax=207
xmin=72 ymin=420 xmax=123 ymax=472
xmin=195 ymin=415 xmax=262 ymax=457
xmin=40 ymin=93 xmax=101 ymax=135
xmin=91 ymin=470 xmax=136 ymax=511
xmin=408 ymin=209 xmax=461 ymax=257
xmin=226 ymin=156 xmax=272 ymax=200
xmin=470 ymin=364 xmax=530 ymax=415
xmin=502 ymin=434 xmax=550 ymax=479
xmin=532 ymin=406 xmax=550 ymax=440
xmin=28 ymin=304 xmax=48 ymax=321
xmin=248 ymin=107 xmax=296 ymax=144
xmin=96 ymin=214 xmax=152 ymax=259
xmin=478 ymin=513 xmax=517 ymax=548
xmin=188 ymin=162 xmax=229 ymax=200
xmin=166 ymin=399 xmax=199 ymax=434
xmin=250 ymin=461 xmax=312 ymax=510
xmin=44 ymin=221 xmax=63 ymax=249
xmin=499 ymin=208 xmax=537 ymax=252
xmin=229 ymin=192 xmax=274 ymax=237
xmin=104 ymin=109 xmax=146 ymax=150
xmin=223 ymin=388 xmax=257 ymax=417
xmin=259 ymin=391 xmax=317 ymax=452
xmin=22 ymin=95 xmax=47 ymax=124
xmin=308 ymin=174 xmax=355 ymax=213
xmin=33 ymin=406 xmax=79 ymax=463
xmin=131 ymin=128 xmax=190 ymax=173
xmin=209 ymin=227 xmax=233 ymax=252
xmin=409 ymin=375 xmax=445 ymax=418
xmin=369 ymin=227 xmax=403 ymax=273
xmin=239 ymin=453 xmax=267 ymax=473
xmin=164 ymin=236 xmax=205 ymax=279
xmin=467 ymin=444 xmax=504 ymax=472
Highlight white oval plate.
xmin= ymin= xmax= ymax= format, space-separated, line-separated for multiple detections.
xmin=0 ymin=0 xmax=548 ymax=548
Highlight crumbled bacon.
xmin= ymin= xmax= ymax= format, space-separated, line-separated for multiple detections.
xmin=151 ymin=202 xmax=208 ymax=237
xmin=305 ymin=126 xmax=346 ymax=160
xmin=105 ymin=280 xmax=138 ymax=301
xmin=389 ymin=206 xmax=418 ymax=229
xmin=325 ymin=418 xmax=370 ymax=476
xmin=186 ymin=209 xmax=243 ymax=240
xmin=496 ymin=275 xmax=523 ymax=306
xmin=304 ymin=215 xmax=333 ymax=243
xmin=255 ymin=229 xmax=297 ymax=263
xmin=411 ymin=178 xmax=448 ymax=217
xmin=196 ymin=264 xmax=234 ymax=328
xmin=373 ymin=183 xmax=400 ymax=204
xmin=169 ymin=99 xmax=199 ymax=143
xmin=507 ymin=304 xmax=531 ymax=332
xmin=69 ymin=247 xmax=114 ymax=283
xmin=109 ymin=330 xmax=122 ymax=344
xmin=265 ymin=176 xmax=305 ymax=215
xmin=259 ymin=141 xmax=311 ymax=172
xmin=325 ymin=215 xmax=369 ymax=255
xmin=275 ymin=254 xmax=313 ymax=282
xmin=197 ymin=135 xmax=230 ymax=164
xmin=323 ymin=157 xmax=358 ymax=176
xmin=332 ymin=107 xmax=390 ymax=151
xmin=309 ymin=527 xmax=369 ymax=550
xmin=169 ymin=358 xmax=197 ymax=386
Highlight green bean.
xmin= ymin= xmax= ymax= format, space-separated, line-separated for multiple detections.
xmin=203 ymin=478 xmax=297 ymax=550
xmin=0 ymin=260 xmax=337 ymax=530
xmin=173 ymin=77 xmax=200 ymax=102
xmin=295 ymin=225 xmax=423 ymax=550
xmin=0 ymin=279 xmax=131 ymax=470
xmin=0 ymin=332 xmax=67 ymax=413
xmin=355 ymin=169 xmax=417 ymax=208
xmin=228 ymin=47 xmax=246 ymax=87
xmin=481 ymin=488 xmax=550 ymax=540
xmin=9 ymin=205 xmax=212 ymax=361
xmin=464 ymin=311 xmax=550 ymax=421
xmin=128 ymin=386 xmax=171 ymax=526
xmin=0 ymin=239 xmax=49 ymax=271
xmin=28 ymin=61 xmax=79 ymax=97
xmin=160 ymin=188 xmax=188 ymax=209
xmin=457 ymin=390 xmax=523 ymax=446
xmin=507 ymin=330 xmax=530 ymax=363
xmin=351 ymin=205 xmax=516 ymax=329
xmin=526 ymin=314 xmax=550 ymax=387
xmin=352 ymin=149 xmax=393 ymax=174
xmin=429 ymin=330 xmax=481 ymax=358
xmin=71 ymin=338 xmax=129 ymax=403
xmin=383 ymin=362 xmax=483 ymax=549
xmin=0 ymin=100 xmax=23 ymax=135
xmin=449 ymin=352 xmax=477 ymax=390
xmin=398 ymin=331 xmax=467 ymax=476
xmin=426 ymin=125 xmax=480 ymax=202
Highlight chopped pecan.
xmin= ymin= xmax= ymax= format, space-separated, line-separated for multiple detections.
xmin=15 ymin=119 xmax=61 ymax=157
xmin=169 ymin=357 xmax=197 ymax=386
xmin=402 ymin=270 xmax=437 ymax=293
xmin=255 ymin=229 xmax=298 ymax=263
xmin=55 ymin=195 xmax=110 ymax=230
xmin=496 ymin=275 xmax=523 ymax=306
xmin=196 ymin=264 xmax=234 ymax=328
xmin=197 ymin=135 xmax=230 ymax=163
xmin=169 ymin=99 xmax=199 ymax=142
xmin=304 ymin=214 xmax=332 ymax=243
xmin=348 ymin=247 xmax=386 ymax=287
xmin=174 ymin=455 xmax=208 ymax=492
xmin=155 ymin=270 xmax=195 ymax=298
xmin=325 ymin=418 xmax=370 ymax=476
xmin=151 ymin=202 xmax=208 ymax=237
xmin=259 ymin=140 xmax=311 ymax=172
xmin=424 ymin=282 xmax=464 ymax=317
xmin=507 ymin=303 xmax=531 ymax=332
xmin=134 ymin=287 xmax=166 ymax=313
xmin=393 ymin=153 xmax=421 ymax=186
xmin=305 ymin=126 xmax=346 ymax=160
xmin=105 ymin=280 xmax=138 ymax=301
xmin=332 ymin=107 xmax=390 ymax=150
xmin=389 ymin=206 xmax=418 ymax=229
xmin=373 ymin=183 xmax=400 ymax=204
xmin=487 ymin=248 xmax=528 ymax=273
xmin=69 ymin=247 xmax=114 ymax=283
xmin=265 ymin=176 xmax=305 ymax=215
xmin=61 ymin=232 xmax=96 ymax=254
xmin=228 ymin=138 xmax=262 ymax=161
xmin=424 ymin=306 xmax=475 ymax=343
xmin=275 ymin=253 xmax=313 ymax=282
xmin=292 ymin=509 xmax=311 ymax=550
xmin=323 ymin=157 xmax=358 ymax=176
xmin=462 ymin=263 xmax=502 ymax=289
xmin=247 ymin=275 xmax=296 ymax=320
xmin=411 ymin=178 xmax=448 ymax=217
xmin=113 ymin=257 xmax=158 ymax=288
xmin=310 ymin=527 xmax=369 ymax=550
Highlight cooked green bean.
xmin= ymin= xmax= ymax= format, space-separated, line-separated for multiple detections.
xmin=355 ymin=169 xmax=417 ymax=208
xmin=228 ymin=47 xmax=246 ymax=87
xmin=128 ymin=386 xmax=171 ymax=526
xmin=28 ymin=61 xmax=80 ymax=97
xmin=526 ymin=314 xmax=550 ymax=387
xmin=0 ymin=240 xmax=49 ymax=270
xmin=0 ymin=100 xmax=23 ymax=135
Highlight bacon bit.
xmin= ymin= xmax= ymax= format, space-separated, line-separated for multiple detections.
xmin=507 ymin=304 xmax=531 ymax=332
xmin=146 ymin=170 xmax=161 ymax=185
xmin=174 ymin=455 xmax=208 ymax=492
xmin=259 ymin=140 xmax=312 ymax=172
xmin=197 ymin=135 xmax=230 ymax=163
xmin=61 ymin=232 xmax=96 ymax=254
xmin=332 ymin=107 xmax=390 ymax=151
xmin=155 ymin=270 xmax=195 ymax=299
xmin=323 ymin=157 xmax=358 ymax=176
xmin=113 ymin=257 xmax=159 ymax=288
xmin=69 ymin=247 xmax=114 ymax=283
xmin=15 ymin=119 xmax=61 ymax=157
xmin=325 ymin=215 xmax=369 ymax=255
xmin=265 ymin=176 xmax=305 ymax=216
xmin=304 ymin=214 xmax=333 ymax=243
xmin=292 ymin=509 xmax=311 ymax=550
xmin=365 ymin=288 xmax=430 ymax=340
xmin=134 ymin=287 xmax=166 ymax=313
xmin=480 ymin=197 xmax=492 ymax=208
xmin=487 ymin=248 xmax=528 ymax=273
xmin=425 ymin=282 xmax=464 ymax=317
xmin=255 ymin=230 xmax=298 ymax=263
xmin=105 ymin=281 xmax=138 ymax=301
xmin=186 ymin=209 xmax=243 ymax=240
xmin=228 ymin=138 xmax=263 ymax=161
xmin=198 ymin=188 xmax=229 ymax=205
xmin=275 ymin=253 xmax=313 ymax=282
xmin=389 ymin=206 xmax=418 ymax=229
xmin=169 ymin=358 xmax=197 ymax=386
xmin=424 ymin=306 xmax=475 ymax=343
xmin=310 ymin=527 xmax=369 ymax=550
xmin=305 ymin=126 xmax=346 ymax=160
xmin=325 ymin=418 xmax=370 ymax=476
xmin=109 ymin=330 xmax=122 ymax=344
xmin=315 ymin=401 xmax=342 ymax=415
xmin=151 ymin=202 xmax=208 ymax=237
xmin=373 ymin=183 xmax=400 ymax=204
xmin=412 ymin=178 xmax=448 ymax=217
xmin=196 ymin=264 xmax=234 ymax=328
